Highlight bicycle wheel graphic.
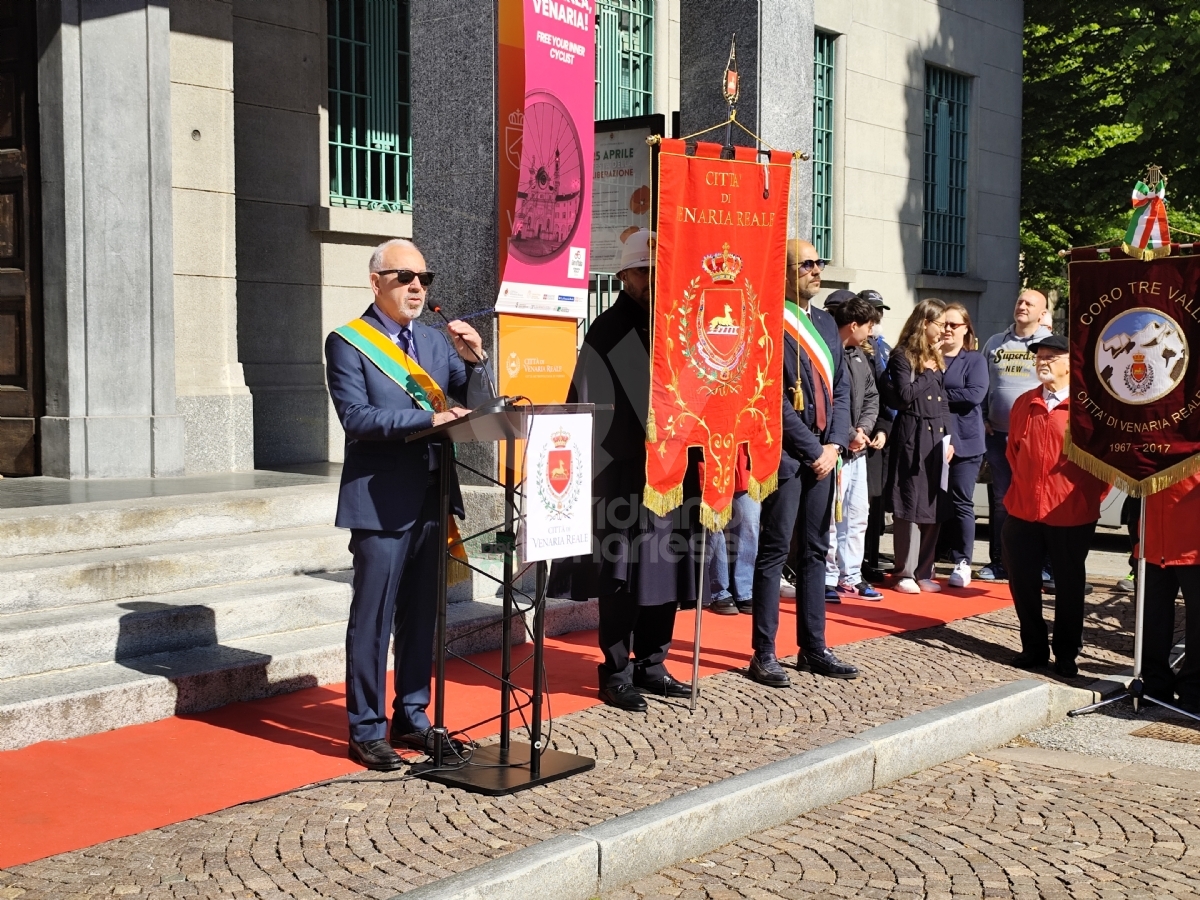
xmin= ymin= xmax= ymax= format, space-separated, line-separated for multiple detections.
xmin=509 ymin=90 xmax=584 ymax=262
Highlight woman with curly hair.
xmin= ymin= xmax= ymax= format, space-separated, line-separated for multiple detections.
xmin=883 ymin=299 xmax=955 ymax=593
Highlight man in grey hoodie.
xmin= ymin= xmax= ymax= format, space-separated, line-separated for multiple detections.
xmin=979 ymin=289 xmax=1052 ymax=581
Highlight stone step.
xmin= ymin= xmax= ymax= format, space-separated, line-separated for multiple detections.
xmin=0 ymin=560 xmax=539 ymax=680
xmin=0 ymin=483 xmax=506 ymax=559
xmin=0 ymin=525 xmax=353 ymax=614
xmin=0 ymin=483 xmax=338 ymax=559
xmin=0 ymin=597 xmax=598 ymax=751
xmin=0 ymin=574 xmax=354 ymax=680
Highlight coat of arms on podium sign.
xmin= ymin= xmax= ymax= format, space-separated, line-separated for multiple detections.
xmin=536 ymin=427 xmax=582 ymax=518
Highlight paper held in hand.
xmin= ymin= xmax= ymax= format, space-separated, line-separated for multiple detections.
xmin=520 ymin=412 xmax=594 ymax=563
xmin=940 ymin=435 xmax=951 ymax=492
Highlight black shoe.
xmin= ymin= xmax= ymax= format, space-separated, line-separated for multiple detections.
xmin=798 ymin=648 xmax=859 ymax=679
xmin=599 ymin=683 xmax=649 ymax=712
xmin=390 ymin=727 xmax=467 ymax=756
xmin=1177 ymin=696 xmax=1200 ymax=716
xmin=1009 ymin=651 xmax=1049 ymax=670
xmin=633 ymin=672 xmax=693 ymax=698
xmin=710 ymin=598 xmax=740 ymax=616
xmin=748 ymin=653 xmax=791 ymax=687
xmin=1053 ymin=657 xmax=1079 ymax=678
xmin=736 ymin=600 xmax=753 ymax=614
xmin=348 ymin=738 xmax=405 ymax=771
xmin=824 ymin=587 xmax=842 ymax=604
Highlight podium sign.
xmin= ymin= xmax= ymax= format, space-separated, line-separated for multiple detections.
xmin=521 ymin=411 xmax=593 ymax=562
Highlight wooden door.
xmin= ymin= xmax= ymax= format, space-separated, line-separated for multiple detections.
xmin=0 ymin=0 xmax=40 ymax=475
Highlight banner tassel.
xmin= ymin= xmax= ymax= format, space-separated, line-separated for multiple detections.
xmin=1064 ymin=432 xmax=1200 ymax=498
xmin=643 ymin=483 xmax=684 ymax=517
xmin=645 ymin=406 xmax=657 ymax=443
xmin=747 ymin=470 xmax=778 ymax=502
xmin=699 ymin=501 xmax=733 ymax=533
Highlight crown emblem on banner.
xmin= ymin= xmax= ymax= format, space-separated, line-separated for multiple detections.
xmin=1133 ymin=352 xmax=1145 ymax=363
xmin=702 ymin=243 xmax=743 ymax=283
xmin=508 ymin=110 xmax=525 ymax=127
xmin=550 ymin=428 xmax=570 ymax=448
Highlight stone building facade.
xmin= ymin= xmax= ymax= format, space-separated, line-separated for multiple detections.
xmin=6 ymin=0 xmax=1022 ymax=478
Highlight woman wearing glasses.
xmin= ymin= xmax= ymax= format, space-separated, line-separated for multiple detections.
xmin=938 ymin=303 xmax=988 ymax=588
xmin=883 ymin=299 xmax=955 ymax=593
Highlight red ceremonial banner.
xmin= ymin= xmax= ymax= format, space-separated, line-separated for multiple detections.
xmin=1067 ymin=252 xmax=1200 ymax=495
xmin=645 ymin=138 xmax=792 ymax=529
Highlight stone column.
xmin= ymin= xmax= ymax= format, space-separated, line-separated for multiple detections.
xmin=680 ymin=0 xmax=815 ymax=235
xmin=409 ymin=1 xmax=499 ymax=480
xmin=37 ymin=0 xmax=185 ymax=477
xmin=170 ymin=0 xmax=254 ymax=474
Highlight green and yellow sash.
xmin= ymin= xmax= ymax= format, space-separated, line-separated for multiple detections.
xmin=333 ymin=317 xmax=449 ymax=412
xmin=333 ymin=317 xmax=469 ymax=584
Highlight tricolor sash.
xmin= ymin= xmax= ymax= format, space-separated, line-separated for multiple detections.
xmin=784 ymin=299 xmax=834 ymax=405
xmin=1122 ymin=180 xmax=1172 ymax=261
xmin=333 ymin=318 xmax=449 ymax=413
xmin=332 ymin=317 xmax=469 ymax=584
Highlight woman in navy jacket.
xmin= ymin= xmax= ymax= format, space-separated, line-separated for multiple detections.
xmin=939 ymin=302 xmax=988 ymax=588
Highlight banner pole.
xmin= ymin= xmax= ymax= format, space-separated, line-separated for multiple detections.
xmin=1131 ymin=496 xmax=1148 ymax=711
xmin=690 ymin=529 xmax=707 ymax=712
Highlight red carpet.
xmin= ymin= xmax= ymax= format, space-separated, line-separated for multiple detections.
xmin=0 ymin=583 xmax=1012 ymax=868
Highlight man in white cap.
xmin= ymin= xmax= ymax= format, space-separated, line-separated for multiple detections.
xmin=560 ymin=229 xmax=701 ymax=712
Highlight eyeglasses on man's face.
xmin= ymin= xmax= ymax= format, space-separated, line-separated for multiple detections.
xmin=788 ymin=259 xmax=827 ymax=273
xmin=942 ymin=321 xmax=968 ymax=331
xmin=378 ymin=269 xmax=436 ymax=287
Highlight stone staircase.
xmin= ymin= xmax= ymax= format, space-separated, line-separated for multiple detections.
xmin=0 ymin=480 xmax=596 ymax=751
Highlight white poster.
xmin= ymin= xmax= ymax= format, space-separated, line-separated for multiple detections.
xmin=520 ymin=412 xmax=593 ymax=563
xmin=591 ymin=123 xmax=655 ymax=274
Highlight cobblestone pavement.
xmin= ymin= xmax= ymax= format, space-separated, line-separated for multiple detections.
xmin=605 ymin=753 xmax=1200 ymax=900
xmin=0 ymin=580 xmax=1179 ymax=900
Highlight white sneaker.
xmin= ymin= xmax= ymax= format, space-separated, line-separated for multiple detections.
xmin=948 ymin=560 xmax=972 ymax=588
xmin=918 ymin=578 xmax=942 ymax=592
xmin=779 ymin=581 xmax=796 ymax=598
xmin=894 ymin=577 xmax=920 ymax=594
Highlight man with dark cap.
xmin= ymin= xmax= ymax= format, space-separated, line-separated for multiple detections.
xmin=747 ymin=240 xmax=856 ymax=688
xmin=1001 ymin=334 xmax=1108 ymax=677
xmin=564 ymin=229 xmax=699 ymax=711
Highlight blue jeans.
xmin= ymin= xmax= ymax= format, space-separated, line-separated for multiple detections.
xmin=707 ymin=491 xmax=761 ymax=602
xmin=826 ymin=455 xmax=869 ymax=585
xmin=946 ymin=453 xmax=983 ymax=565
xmin=984 ymin=430 xmax=1011 ymax=567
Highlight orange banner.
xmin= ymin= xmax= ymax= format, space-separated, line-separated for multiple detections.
xmin=645 ymin=139 xmax=791 ymax=530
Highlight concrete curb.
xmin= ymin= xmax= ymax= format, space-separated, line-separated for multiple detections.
xmin=394 ymin=679 xmax=1093 ymax=900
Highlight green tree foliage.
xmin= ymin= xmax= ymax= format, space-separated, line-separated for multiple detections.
xmin=1022 ymin=1 xmax=1200 ymax=295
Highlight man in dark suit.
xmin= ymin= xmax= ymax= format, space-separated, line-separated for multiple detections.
xmin=324 ymin=238 xmax=493 ymax=771
xmin=748 ymin=239 xmax=857 ymax=687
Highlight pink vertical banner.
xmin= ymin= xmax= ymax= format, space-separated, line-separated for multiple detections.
xmin=495 ymin=0 xmax=594 ymax=319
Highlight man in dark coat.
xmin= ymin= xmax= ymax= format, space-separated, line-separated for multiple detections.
xmin=566 ymin=229 xmax=698 ymax=712
xmin=325 ymin=238 xmax=494 ymax=771
xmin=748 ymin=239 xmax=858 ymax=687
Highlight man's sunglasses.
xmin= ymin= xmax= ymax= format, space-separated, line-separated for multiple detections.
xmin=789 ymin=259 xmax=827 ymax=273
xmin=378 ymin=269 xmax=436 ymax=287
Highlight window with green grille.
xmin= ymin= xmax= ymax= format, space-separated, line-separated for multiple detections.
xmin=923 ymin=66 xmax=970 ymax=276
xmin=327 ymin=0 xmax=412 ymax=212
xmin=595 ymin=0 xmax=654 ymax=120
xmin=812 ymin=31 xmax=835 ymax=260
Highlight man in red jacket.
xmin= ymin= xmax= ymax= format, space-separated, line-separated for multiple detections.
xmin=1002 ymin=335 xmax=1109 ymax=677
xmin=1141 ymin=472 xmax=1200 ymax=714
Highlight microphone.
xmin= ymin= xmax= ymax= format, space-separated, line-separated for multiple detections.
xmin=429 ymin=303 xmax=511 ymax=415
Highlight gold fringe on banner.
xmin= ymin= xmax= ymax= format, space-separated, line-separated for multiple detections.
xmin=747 ymin=470 xmax=778 ymax=503
xmin=699 ymin=501 xmax=733 ymax=533
xmin=447 ymin=520 xmax=472 ymax=586
xmin=1063 ymin=431 xmax=1200 ymax=497
xmin=1121 ymin=242 xmax=1172 ymax=262
xmin=645 ymin=406 xmax=657 ymax=443
xmin=643 ymin=482 xmax=684 ymax=518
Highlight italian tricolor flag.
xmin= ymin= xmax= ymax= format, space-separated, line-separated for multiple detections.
xmin=783 ymin=299 xmax=834 ymax=399
xmin=1123 ymin=179 xmax=1171 ymax=258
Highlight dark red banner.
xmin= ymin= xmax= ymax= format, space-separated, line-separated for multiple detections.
xmin=645 ymin=139 xmax=791 ymax=529
xmin=1067 ymin=253 xmax=1200 ymax=495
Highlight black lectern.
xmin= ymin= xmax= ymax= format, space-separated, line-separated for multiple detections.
xmin=404 ymin=402 xmax=596 ymax=795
